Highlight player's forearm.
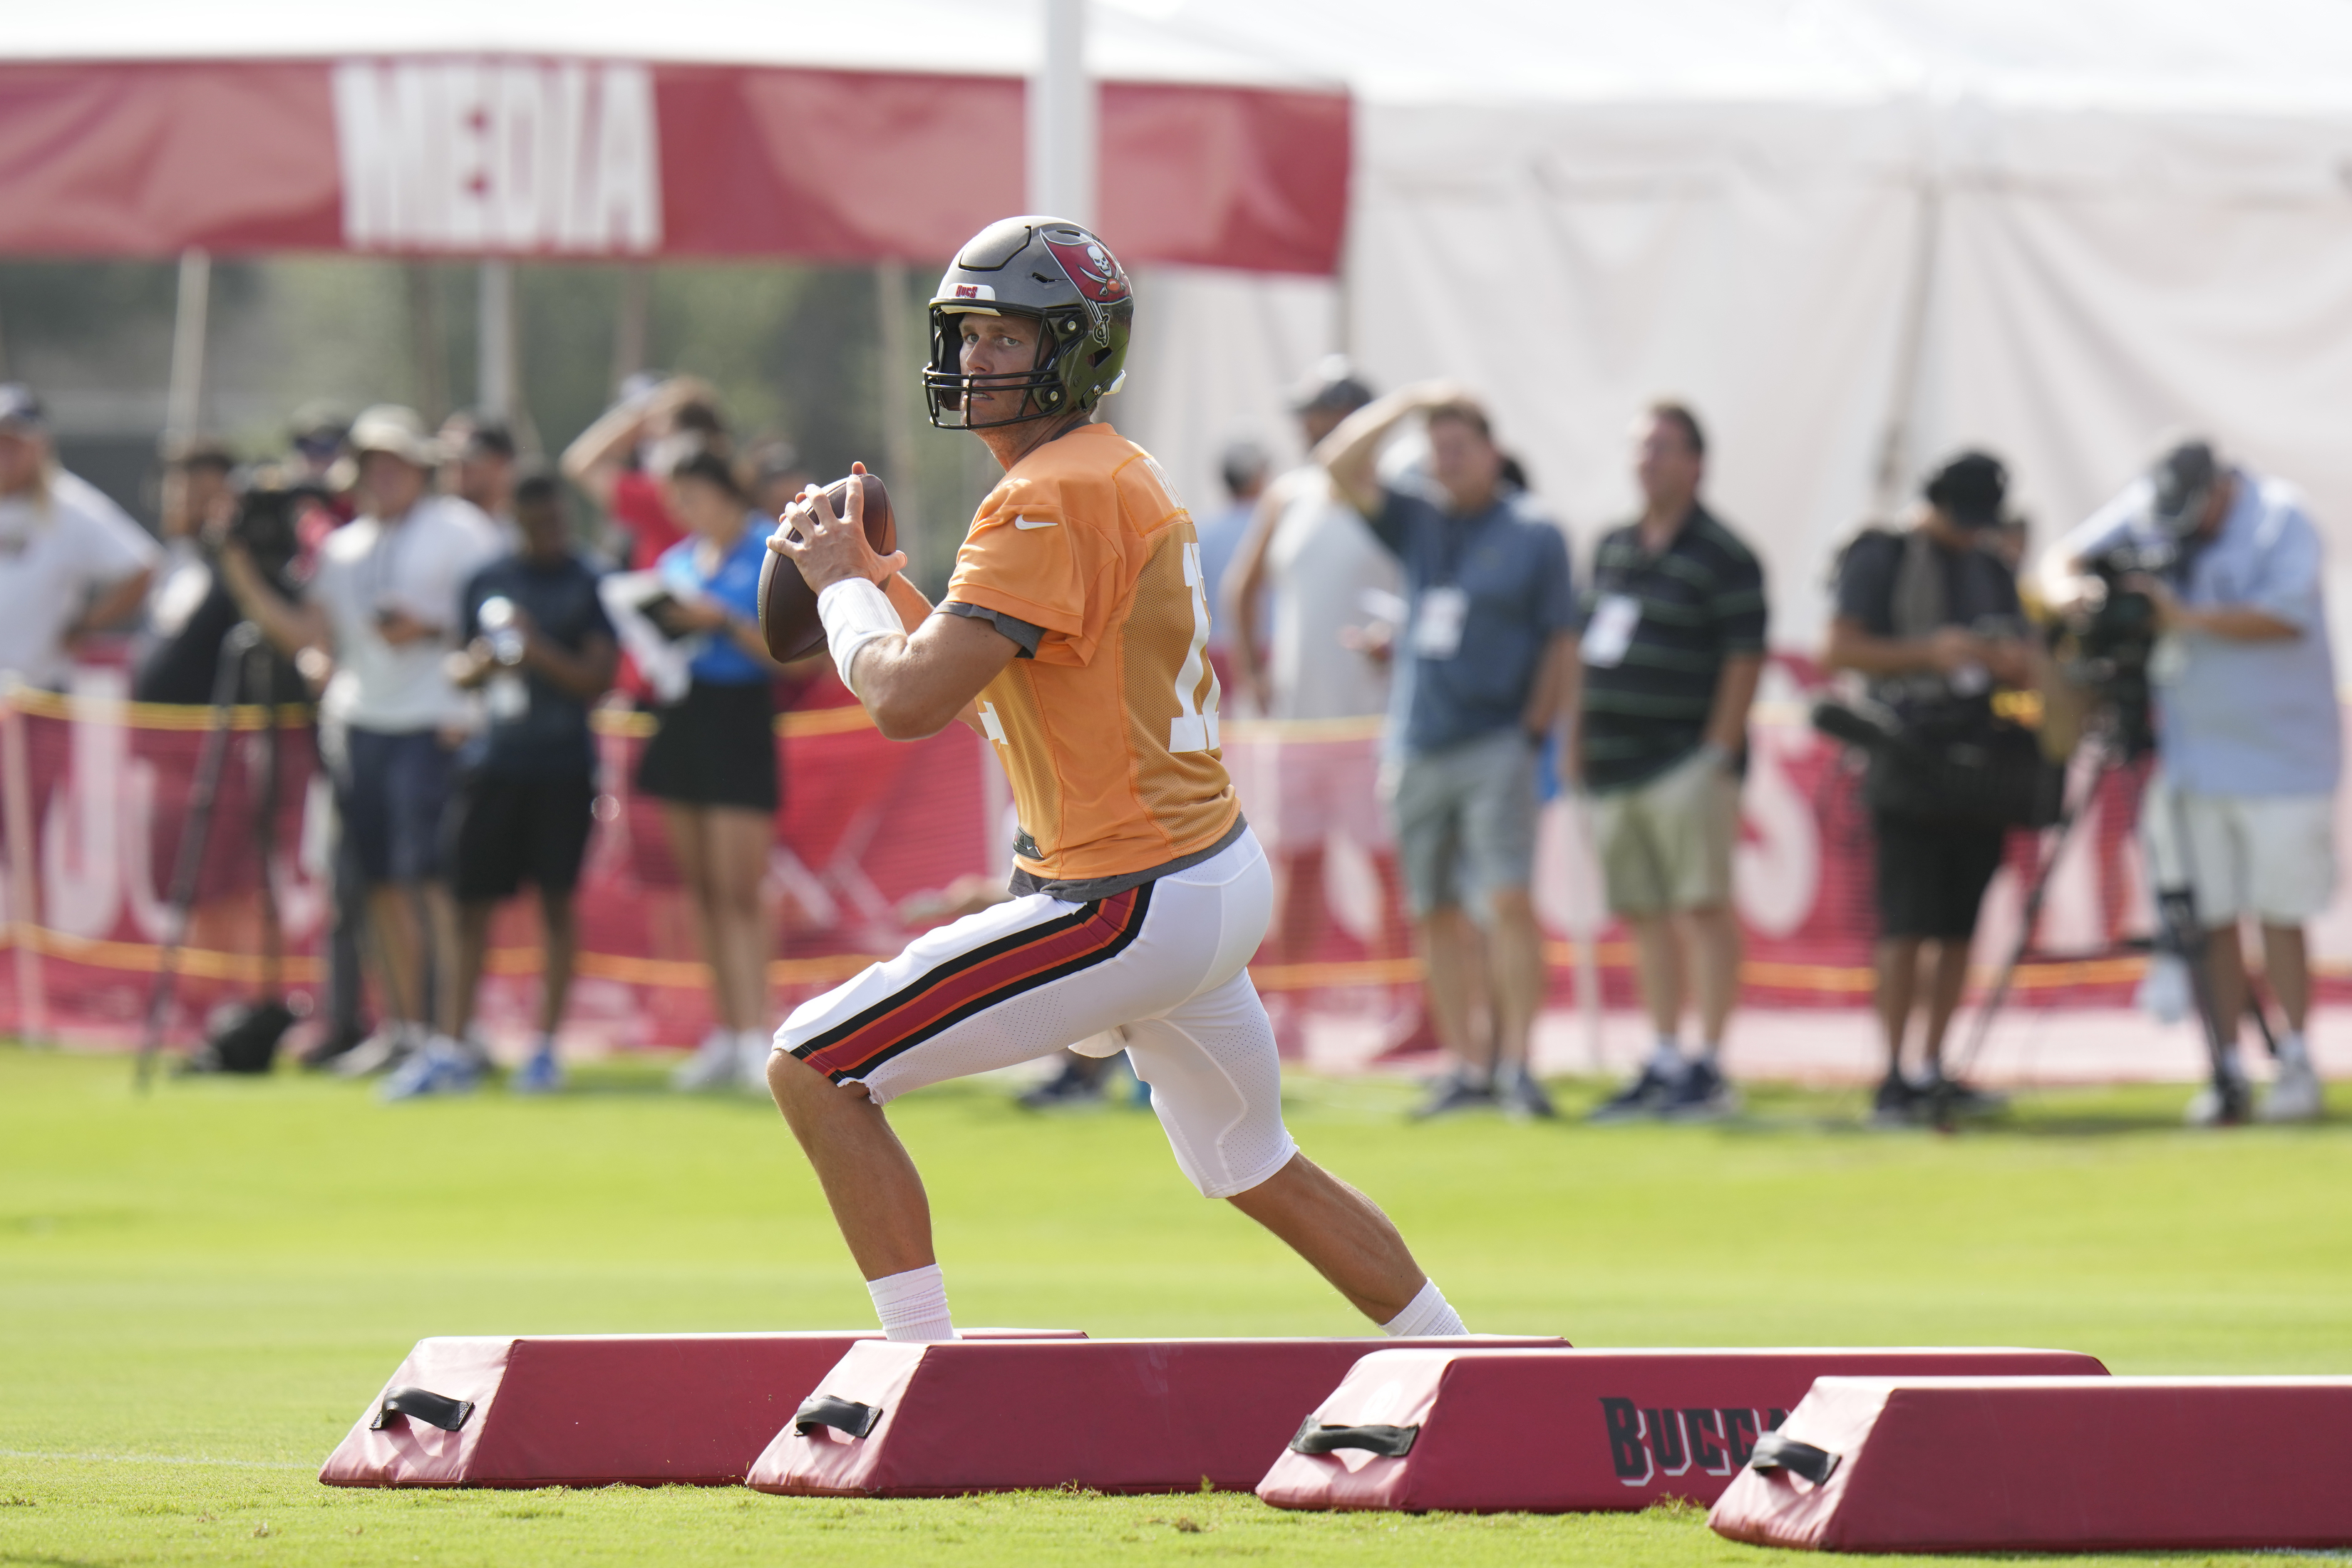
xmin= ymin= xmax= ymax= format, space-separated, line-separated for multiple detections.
xmin=1823 ymin=621 xmax=1935 ymax=676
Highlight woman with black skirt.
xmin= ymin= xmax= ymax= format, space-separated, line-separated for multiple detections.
xmin=639 ymin=448 xmax=788 ymax=1090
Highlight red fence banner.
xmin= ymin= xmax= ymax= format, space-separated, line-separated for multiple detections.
xmin=6 ymin=675 xmax=2348 ymax=1058
xmin=0 ymin=58 xmax=1350 ymax=274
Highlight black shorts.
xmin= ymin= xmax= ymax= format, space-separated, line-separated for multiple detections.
xmin=446 ymin=772 xmax=599 ymax=902
xmin=339 ymin=728 xmax=458 ymax=884
xmin=1872 ymin=811 xmax=2008 ymax=941
xmin=635 ymin=679 xmax=779 ymax=813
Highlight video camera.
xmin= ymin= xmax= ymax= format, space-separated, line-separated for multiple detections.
xmin=2061 ymin=537 xmax=2177 ymax=760
xmin=210 ymin=482 xmax=306 ymax=583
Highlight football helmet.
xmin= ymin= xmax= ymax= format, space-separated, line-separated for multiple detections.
xmin=924 ymin=216 xmax=1133 ymax=430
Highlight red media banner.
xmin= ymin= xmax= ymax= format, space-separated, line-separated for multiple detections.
xmin=0 ymin=58 xmax=1349 ymax=273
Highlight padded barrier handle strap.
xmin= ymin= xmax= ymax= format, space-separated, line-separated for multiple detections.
xmin=369 ymin=1387 xmax=475 ymax=1433
xmin=1748 ymin=1431 xmax=1839 ymax=1485
xmin=794 ymin=1395 xmax=884 ymax=1440
xmin=1289 ymin=1417 xmax=1419 ymax=1458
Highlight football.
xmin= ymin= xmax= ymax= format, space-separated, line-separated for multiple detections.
xmin=756 ymin=469 xmax=897 ymax=664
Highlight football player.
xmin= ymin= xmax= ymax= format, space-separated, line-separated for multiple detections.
xmin=766 ymin=217 xmax=1467 ymax=1343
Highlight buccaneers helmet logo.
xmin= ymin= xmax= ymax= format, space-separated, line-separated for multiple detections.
xmin=1043 ymin=235 xmax=1131 ymax=305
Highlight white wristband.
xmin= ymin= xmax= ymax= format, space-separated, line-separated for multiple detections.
xmin=817 ymin=577 xmax=902 ymax=702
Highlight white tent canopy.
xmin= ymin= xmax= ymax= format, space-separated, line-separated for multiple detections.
xmin=21 ymin=0 xmax=2352 ymax=650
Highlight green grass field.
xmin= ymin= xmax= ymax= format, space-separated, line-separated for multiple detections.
xmin=4 ymin=1044 xmax=2348 ymax=1567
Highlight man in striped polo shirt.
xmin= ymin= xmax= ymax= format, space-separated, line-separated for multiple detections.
xmin=1573 ymin=403 xmax=1767 ymax=1120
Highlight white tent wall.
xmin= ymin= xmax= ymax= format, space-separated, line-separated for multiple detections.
xmin=1130 ymin=93 xmax=2352 ymax=659
xmin=1909 ymin=105 xmax=2352 ymax=663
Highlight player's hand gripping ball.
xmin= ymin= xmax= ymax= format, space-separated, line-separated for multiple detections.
xmin=758 ymin=467 xmax=898 ymax=662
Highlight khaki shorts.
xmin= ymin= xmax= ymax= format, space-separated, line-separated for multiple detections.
xmin=2142 ymin=778 xmax=2337 ymax=927
xmin=1589 ymin=748 xmax=1740 ymax=917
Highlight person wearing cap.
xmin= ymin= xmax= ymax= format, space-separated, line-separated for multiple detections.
xmin=0 ymin=384 xmax=162 ymax=690
xmin=1216 ymin=359 xmax=1412 ymax=1061
xmin=1579 ymin=402 xmax=1766 ymax=1123
xmin=220 ymin=403 xmax=502 ymax=1100
xmin=1825 ymin=451 xmax=2032 ymax=1125
xmin=1321 ymin=381 xmax=1579 ymax=1120
xmin=2048 ymin=440 xmax=2336 ymax=1125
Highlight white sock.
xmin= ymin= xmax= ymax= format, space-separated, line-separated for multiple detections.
xmin=2279 ymin=1031 xmax=2311 ymax=1068
xmin=867 ymin=1264 xmax=959 ymax=1342
xmin=1647 ymin=1037 xmax=1684 ymax=1072
xmin=1381 ymin=1278 xmax=1468 ymax=1338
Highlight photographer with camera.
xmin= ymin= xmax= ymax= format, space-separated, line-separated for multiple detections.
xmin=2047 ymin=440 xmax=2335 ymax=1125
xmin=1825 ymin=453 xmax=2039 ymax=1125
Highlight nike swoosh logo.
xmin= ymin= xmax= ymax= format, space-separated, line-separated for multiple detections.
xmin=1013 ymin=515 xmax=1058 ymax=530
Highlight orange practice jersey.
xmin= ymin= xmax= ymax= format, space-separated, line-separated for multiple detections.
xmin=944 ymin=422 xmax=1239 ymax=886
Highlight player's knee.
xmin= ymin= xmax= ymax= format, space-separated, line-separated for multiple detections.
xmin=765 ymin=1046 xmax=823 ymax=1113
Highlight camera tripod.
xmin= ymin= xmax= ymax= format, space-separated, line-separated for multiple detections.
xmin=1941 ymin=729 xmax=2272 ymax=1128
xmin=133 ymin=621 xmax=296 ymax=1088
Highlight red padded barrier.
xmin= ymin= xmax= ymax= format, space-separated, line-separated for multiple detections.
xmin=318 ymin=1330 xmax=1083 ymax=1488
xmin=745 ymin=1336 xmax=1567 ymax=1497
xmin=1254 ymin=1346 xmax=2107 ymax=1514
xmin=1708 ymin=1376 xmax=2352 ymax=1553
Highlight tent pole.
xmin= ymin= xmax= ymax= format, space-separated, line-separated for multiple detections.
xmin=612 ymin=264 xmax=651 ymax=395
xmin=1028 ymin=0 xmax=1094 ymax=223
xmin=477 ymin=259 xmax=515 ymax=421
xmin=164 ymin=248 xmax=211 ymax=442
xmin=1872 ymin=177 xmax=1943 ymax=516
xmin=406 ymin=262 xmax=448 ymax=423
xmin=873 ymin=260 xmax=925 ymax=584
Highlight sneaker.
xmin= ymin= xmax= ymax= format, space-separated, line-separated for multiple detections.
xmin=379 ymin=1036 xmax=481 ymax=1102
xmin=2256 ymin=1058 xmax=2323 ymax=1123
xmin=333 ymin=1024 xmax=416 ymax=1079
xmin=1495 ymin=1065 xmax=1558 ymax=1120
xmin=1588 ymin=1059 xmax=1680 ymax=1124
xmin=1016 ymin=1057 xmax=1106 ymax=1110
xmin=1661 ymin=1057 xmax=1740 ymax=1121
xmin=1919 ymin=1074 xmax=2008 ymax=1123
xmin=298 ymin=1024 xmax=372 ymax=1071
xmin=737 ymin=1031 xmax=777 ymax=1094
xmin=1410 ymin=1071 xmax=1496 ymax=1120
xmin=2185 ymin=1073 xmax=2253 ymax=1128
xmin=510 ymin=1044 xmax=564 ymax=1095
xmin=1868 ymin=1071 xmax=1926 ymax=1128
xmin=671 ymin=1028 xmax=743 ymax=1091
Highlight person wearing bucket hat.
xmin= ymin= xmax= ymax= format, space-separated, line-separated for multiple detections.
xmin=0 ymin=383 xmax=163 ymax=690
xmin=220 ymin=403 xmax=502 ymax=1100
xmin=1825 ymin=450 xmax=2036 ymax=1126
xmin=2052 ymin=438 xmax=2338 ymax=1126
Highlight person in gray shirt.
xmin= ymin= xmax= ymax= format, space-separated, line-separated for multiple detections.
xmin=1322 ymin=382 xmax=1578 ymax=1119
xmin=2048 ymin=438 xmax=2337 ymax=1125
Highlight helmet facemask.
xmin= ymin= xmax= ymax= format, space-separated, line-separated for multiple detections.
xmin=923 ymin=306 xmax=1093 ymax=430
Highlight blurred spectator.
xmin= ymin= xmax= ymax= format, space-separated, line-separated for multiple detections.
xmin=1193 ymin=438 xmax=1269 ymax=685
xmin=0 ymin=384 xmax=160 ymax=688
xmin=1322 ymin=383 xmax=1579 ymax=1120
xmin=221 ymin=405 xmax=502 ymax=1098
xmin=440 ymin=413 xmax=520 ymax=547
xmin=443 ymin=471 xmax=619 ymax=1094
xmin=1578 ymin=403 xmax=1765 ymax=1123
xmin=562 ymin=375 xmax=727 ymax=569
xmin=2052 ymin=439 xmax=2336 ymax=1125
xmin=138 ymin=438 xmax=237 ymax=684
xmin=287 ymin=401 xmax=356 ymax=527
xmin=1208 ymin=359 xmax=1405 ymax=1057
xmin=743 ymin=438 xmax=816 ymax=527
xmin=637 ymin=448 xmax=790 ymax=1092
xmin=135 ymin=470 xmax=307 ymax=708
xmin=1825 ymin=451 xmax=2028 ymax=1125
